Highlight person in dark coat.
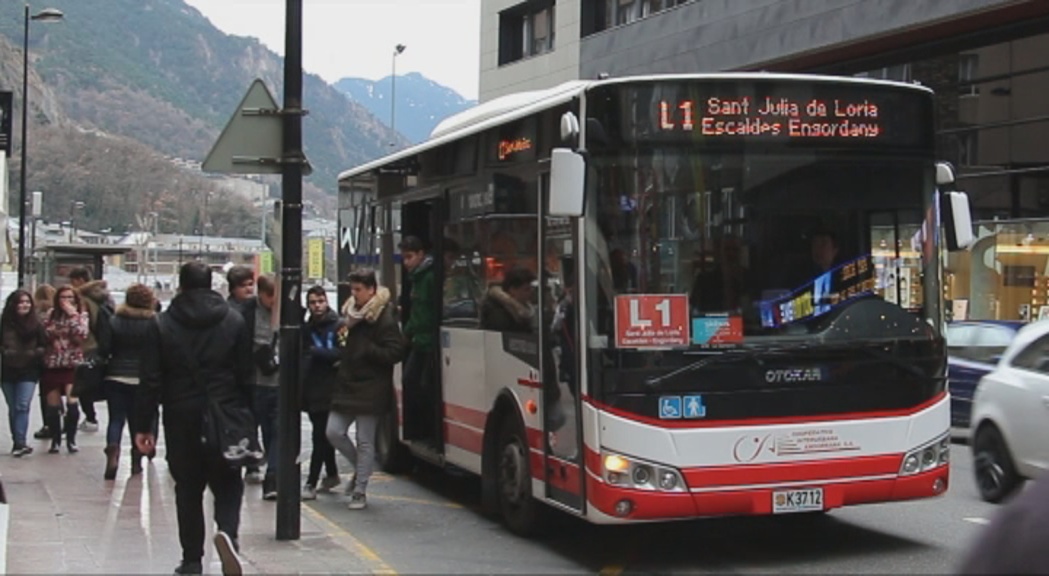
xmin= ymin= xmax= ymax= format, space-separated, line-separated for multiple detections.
xmin=958 ymin=477 xmax=1049 ymax=573
xmin=69 ymin=266 xmax=113 ymax=431
xmin=300 ymin=285 xmax=341 ymax=500
xmin=135 ymin=262 xmax=252 ymax=576
xmin=480 ymin=266 xmax=537 ymax=333
xmin=225 ymin=264 xmax=264 ymax=486
xmin=327 ymin=268 xmax=406 ymax=510
xmin=102 ymin=283 xmax=156 ymax=480
xmin=0 ymin=290 xmax=47 ymax=456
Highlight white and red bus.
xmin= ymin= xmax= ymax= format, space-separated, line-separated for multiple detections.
xmin=337 ymin=73 xmax=973 ymax=535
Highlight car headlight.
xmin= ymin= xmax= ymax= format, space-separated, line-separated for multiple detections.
xmin=602 ymin=452 xmax=687 ymax=492
xmin=899 ymin=434 xmax=950 ymax=476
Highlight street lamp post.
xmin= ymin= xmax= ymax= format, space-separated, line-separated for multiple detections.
xmin=390 ymin=43 xmax=406 ymax=148
xmin=148 ymin=211 xmax=159 ymax=287
xmin=68 ymin=200 xmax=83 ymax=242
xmin=29 ymin=190 xmax=41 ymax=289
xmin=17 ymin=6 xmax=64 ymax=289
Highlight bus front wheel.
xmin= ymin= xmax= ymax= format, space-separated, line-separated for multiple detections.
xmin=497 ymin=416 xmax=540 ymax=536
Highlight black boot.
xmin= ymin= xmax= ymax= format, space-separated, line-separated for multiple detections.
xmin=45 ymin=406 xmax=62 ymax=453
xmin=64 ymin=403 xmax=80 ymax=453
xmin=130 ymin=446 xmax=144 ymax=475
xmin=104 ymin=445 xmax=119 ymax=480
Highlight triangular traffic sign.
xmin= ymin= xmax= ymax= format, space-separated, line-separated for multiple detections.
xmin=202 ymin=79 xmax=284 ymax=175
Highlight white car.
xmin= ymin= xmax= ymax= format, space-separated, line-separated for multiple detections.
xmin=970 ymin=319 xmax=1049 ymax=503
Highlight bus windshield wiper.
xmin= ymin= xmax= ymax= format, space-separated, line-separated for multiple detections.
xmin=643 ymin=345 xmax=799 ymax=388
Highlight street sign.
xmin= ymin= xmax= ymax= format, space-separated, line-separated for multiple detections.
xmin=0 ymin=91 xmax=12 ymax=156
xmin=203 ymin=79 xmax=285 ymax=175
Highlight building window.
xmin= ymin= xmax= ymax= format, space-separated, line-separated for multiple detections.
xmin=617 ymin=0 xmax=639 ymax=24
xmin=582 ymin=0 xmax=692 ymax=36
xmin=499 ymin=0 xmax=556 ymax=66
xmin=958 ymin=132 xmax=979 ymax=167
xmin=958 ymin=53 xmax=979 ymax=96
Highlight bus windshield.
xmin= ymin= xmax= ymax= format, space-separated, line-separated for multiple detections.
xmin=584 ymin=150 xmax=940 ymax=349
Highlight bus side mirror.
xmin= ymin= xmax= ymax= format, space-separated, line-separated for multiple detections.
xmin=549 ymin=148 xmax=586 ymax=217
xmin=936 ymin=162 xmax=956 ymax=187
xmin=943 ymin=191 xmax=974 ymax=251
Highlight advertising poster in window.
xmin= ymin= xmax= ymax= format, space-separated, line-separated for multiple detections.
xmin=898 ymin=267 xmax=913 ymax=309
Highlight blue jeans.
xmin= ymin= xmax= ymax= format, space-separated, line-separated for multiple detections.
xmin=1 ymin=380 xmax=36 ymax=447
xmin=104 ymin=380 xmax=137 ymax=447
xmin=253 ymin=386 xmax=279 ymax=476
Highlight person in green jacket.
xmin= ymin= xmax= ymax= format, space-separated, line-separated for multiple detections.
xmin=399 ymin=235 xmax=438 ymax=441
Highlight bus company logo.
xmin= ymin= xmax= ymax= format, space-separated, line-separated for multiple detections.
xmin=497 ymin=137 xmax=532 ymax=160
xmin=764 ymin=367 xmax=826 ymax=383
xmin=732 ymin=429 xmax=860 ymax=463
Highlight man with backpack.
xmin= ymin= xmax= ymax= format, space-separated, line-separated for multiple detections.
xmin=135 ymin=261 xmax=251 ymax=575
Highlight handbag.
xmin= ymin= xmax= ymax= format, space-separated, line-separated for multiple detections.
xmin=72 ymin=356 xmax=105 ymax=399
xmin=159 ymin=315 xmax=264 ymax=468
xmin=253 ymin=333 xmax=279 ymax=376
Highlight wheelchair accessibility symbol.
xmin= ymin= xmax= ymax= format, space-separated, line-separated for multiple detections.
xmin=659 ymin=396 xmax=682 ymax=419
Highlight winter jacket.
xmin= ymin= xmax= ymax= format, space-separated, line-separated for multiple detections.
xmin=76 ymin=280 xmax=113 ymax=358
xmin=480 ymin=286 xmax=535 ymax=333
xmin=43 ymin=312 xmax=89 ymax=369
xmin=301 ymin=307 xmax=340 ymax=413
xmin=404 ymin=256 xmax=437 ymax=351
xmin=135 ymin=289 xmax=253 ymax=431
xmin=229 ymin=296 xmax=259 ymax=386
xmin=958 ymin=473 xmax=1049 ymax=573
xmin=105 ymin=304 xmax=156 ymax=383
xmin=332 ymin=287 xmax=406 ymax=415
xmin=0 ymin=319 xmax=47 ymax=382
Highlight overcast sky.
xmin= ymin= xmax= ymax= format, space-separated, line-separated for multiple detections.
xmin=182 ymin=0 xmax=482 ymax=99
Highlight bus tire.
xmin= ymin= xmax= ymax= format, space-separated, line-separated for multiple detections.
xmin=497 ymin=415 xmax=541 ymax=536
xmin=376 ymin=409 xmax=412 ymax=474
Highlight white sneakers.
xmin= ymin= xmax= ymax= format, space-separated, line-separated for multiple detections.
xmin=213 ymin=531 xmax=243 ymax=576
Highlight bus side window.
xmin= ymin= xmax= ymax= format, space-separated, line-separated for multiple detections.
xmin=442 ymin=224 xmax=482 ymax=326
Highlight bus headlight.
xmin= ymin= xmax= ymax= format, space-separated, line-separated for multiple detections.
xmin=601 ymin=452 xmax=686 ymax=492
xmin=899 ymin=434 xmax=950 ymax=476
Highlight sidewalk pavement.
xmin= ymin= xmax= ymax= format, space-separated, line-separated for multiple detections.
xmin=0 ymin=401 xmax=379 ymax=575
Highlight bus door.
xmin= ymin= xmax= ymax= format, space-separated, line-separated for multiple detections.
xmin=541 ymin=175 xmax=584 ymax=511
xmin=399 ymin=198 xmax=447 ymax=450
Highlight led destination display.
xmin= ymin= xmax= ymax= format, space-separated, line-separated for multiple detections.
xmin=590 ymin=80 xmax=934 ymax=150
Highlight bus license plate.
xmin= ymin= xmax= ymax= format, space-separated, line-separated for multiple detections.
xmin=772 ymin=488 xmax=823 ymax=514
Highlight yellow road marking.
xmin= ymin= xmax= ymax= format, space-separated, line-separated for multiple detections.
xmin=302 ymin=505 xmax=398 ymax=575
xmin=367 ymin=494 xmax=463 ymax=509
xmin=599 ymin=565 xmax=624 ymax=576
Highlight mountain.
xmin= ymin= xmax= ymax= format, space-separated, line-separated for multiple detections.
xmin=335 ymin=72 xmax=477 ymax=144
xmin=0 ymin=0 xmax=409 ymax=237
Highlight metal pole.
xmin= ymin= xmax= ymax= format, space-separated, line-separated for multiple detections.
xmin=275 ymin=0 xmax=304 ymax=541
xmin=390 ymin=51 xmax=396 ymax=147
xmin=17 ymin=4 xmax=29 ymax=288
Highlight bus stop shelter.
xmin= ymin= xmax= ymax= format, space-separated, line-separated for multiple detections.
xmin=34 ymin=244 xmax=133 ymax=288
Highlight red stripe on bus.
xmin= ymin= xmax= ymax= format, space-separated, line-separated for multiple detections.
xmin=545 ymin=456 xmax=583 ymax=495
xmin=444 ymin=403 xmax=488 ymax=430
xmin=682 ymin=453 xmax=903 ymax=488
xmin=441 ymin=401 xmax=546 ymax=457
xmin=582 ymin=391 xmax=947 ymax=428
xmin=586 ymin=466 xmax=948 ymax=520
xmin=517 ymin=378 xmax=542 ymax=389
xmin=444 ymin=421 xmax=484 ymax=454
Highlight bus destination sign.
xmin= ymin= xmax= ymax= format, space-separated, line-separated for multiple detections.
xmin=589 ymin=80 xmax=933 ymax=149
xmin=658 ymin=96 xmax=882 ymax=140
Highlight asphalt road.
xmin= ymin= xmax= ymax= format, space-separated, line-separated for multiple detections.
xmin=305 ymin=443 xmax=1003 ymax=574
